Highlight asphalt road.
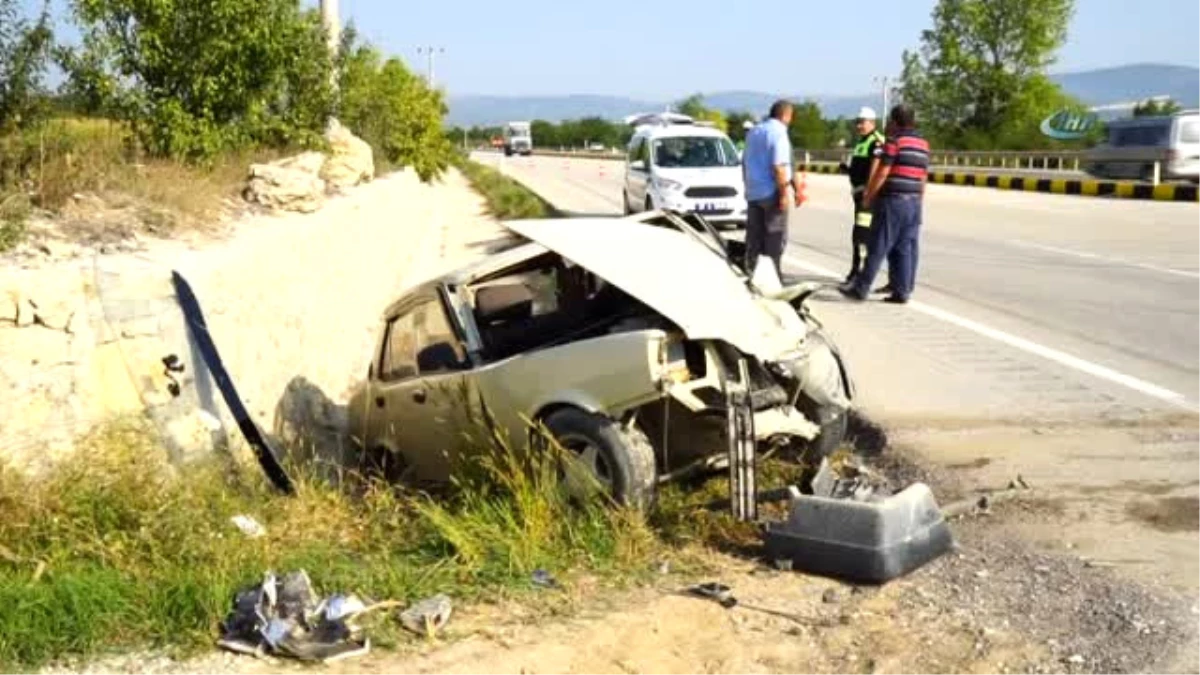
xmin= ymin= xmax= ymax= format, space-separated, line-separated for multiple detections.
xmin=476 ymin=152 xmax=1200 ymax=421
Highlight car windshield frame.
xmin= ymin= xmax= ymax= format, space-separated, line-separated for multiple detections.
xmin=651 ymin=135 xmax=740 ymax=168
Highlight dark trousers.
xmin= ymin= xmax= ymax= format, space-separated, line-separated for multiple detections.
xmin=745 ymin=193 xmax=789 ymax=277
xmin=851 ymin=194 xmax=922 ymax=299
xmin=848 ymin=191 xmax=871 ymax=280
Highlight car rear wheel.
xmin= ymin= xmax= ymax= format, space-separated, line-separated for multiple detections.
xmin=543 ymin=407 xmax=657 ymax=509
xmin=622 ymin=190 xmax=633 ymax=215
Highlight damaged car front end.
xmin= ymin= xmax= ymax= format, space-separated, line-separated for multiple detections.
xmin=345 ymin=210 xmax=856 ymax=508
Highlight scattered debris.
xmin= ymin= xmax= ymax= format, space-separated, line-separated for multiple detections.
xmin=399 ymin=594 xmax=453 ymax=638
xmin=531 ymin=569 xmax=558 ymax=589
xmin=809 ymin=456 xmax=891 ymax=502
xmin=773 ymin=558 xmax=793 ymax=572
xmin=1066 ymin=654 xmax=1085 ymax=665
xmin=230 ymin=515 xmax=266 ymax=538
xmin=217 ymin=570 xmax=374 ymax=663
xmin=688 ymin=582 xmax=738 ymax=609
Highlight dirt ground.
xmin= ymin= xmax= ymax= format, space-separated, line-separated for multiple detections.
xmin=60 ymin=438 xmax=1199 ymax=675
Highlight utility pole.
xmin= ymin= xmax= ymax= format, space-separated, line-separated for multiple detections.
xmin=872 ymin=75 xmax=890 ymax=116
xmin=320 ymin=0 xmax=340 ymax=57
xmin=417 ymin=46 xmax=445 ymax=88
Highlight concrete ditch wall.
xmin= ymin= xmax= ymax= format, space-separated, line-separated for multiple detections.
xmin=0 ymin=168 xmax=506 ymax=476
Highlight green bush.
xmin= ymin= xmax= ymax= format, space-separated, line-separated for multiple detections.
xmin=336 ymin=27 xmax=453 ymax=181
xmin=62 ymin=0 xmax=335 ymax=162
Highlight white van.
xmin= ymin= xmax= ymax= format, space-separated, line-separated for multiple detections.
xmin=1083 ymin=110 xmax=1200 ymax=182
xmin=622 ymin=112 xmax=747 ymax=228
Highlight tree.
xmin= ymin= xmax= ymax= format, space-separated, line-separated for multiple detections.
xmin=531 ymin=119 xmax=559 ymax=148
xmin=675 ymin=93 xmax=708 ymax=118
xmin=788 ymin=100 xmax=829 ymax=150
xmin=0 ymin=0 xmax=53 ymax=134
xmin=337 ymin=27 xmax=451 ymax=181
xmin=726 ymin=111 xmax=755 ymax=142
xmin=898 ymin=0 xmax=1077 ymax=149
xmin=1133 ymin=98 xmax=1183 ymax=117
xmin=64 ymin=0 xmax=335 ymax=160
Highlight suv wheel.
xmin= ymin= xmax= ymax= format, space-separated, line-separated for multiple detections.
xmin=622 ymin=190 xmax=633 ymax=215
xmin=543 ymin=408 xmax=657 ymax=509
xmin=645 ymin=196 xmax=655 ymax=212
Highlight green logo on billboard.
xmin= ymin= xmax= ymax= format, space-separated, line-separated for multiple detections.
xmin=1040 ymin=109 xmax=1099 ymax=140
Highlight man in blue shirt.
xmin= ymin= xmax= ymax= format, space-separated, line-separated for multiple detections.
xmin=742 ymin=99 xmax=803 ymax=278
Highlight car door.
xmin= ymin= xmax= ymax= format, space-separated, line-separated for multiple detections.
xmin=365 ymin=296 xmax=472 ymax=484
xmin=626 ymin=136 xmax=650 ymax=209
xmin=408 ymin=294 xmax=477 ymax=482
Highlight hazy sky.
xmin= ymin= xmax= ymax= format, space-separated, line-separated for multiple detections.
xmin=23 ymin=0 xmax=1200 ymax=99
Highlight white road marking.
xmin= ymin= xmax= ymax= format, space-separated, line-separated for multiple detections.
xmin=784 ymin=254 xmax=1191 ymax=407
xmin=1006 ymin=239 xmax=1200 ymax=279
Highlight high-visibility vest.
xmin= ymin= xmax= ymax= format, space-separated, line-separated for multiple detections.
xmin=852 ymin=130 xmax=885 ymax=158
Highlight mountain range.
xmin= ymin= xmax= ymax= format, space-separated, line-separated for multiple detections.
xmin=445 ymin=63 xmax=1200 ymax=127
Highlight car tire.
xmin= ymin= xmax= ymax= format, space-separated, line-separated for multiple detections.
xmin=622 ymin=190 xmax=633 ymax=215
xmin=542 ymin=407 xmax=657 ymax=509
xmin=795 ymin=393 xmax=849 ymax=462
xmin=645 ymin=196 xmax=654 ymax=212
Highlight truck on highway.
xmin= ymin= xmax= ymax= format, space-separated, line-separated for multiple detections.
xmin=503 ymin=121 xmax=533 ymax=156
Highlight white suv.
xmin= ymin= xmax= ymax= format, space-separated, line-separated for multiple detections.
xmin=622 ymin=113 xmax=747 ymax=228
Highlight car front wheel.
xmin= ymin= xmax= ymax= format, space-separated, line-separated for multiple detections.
xmin=542 ymin=407 xmax=657 ymax=509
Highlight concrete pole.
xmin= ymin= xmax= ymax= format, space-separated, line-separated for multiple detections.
xmin=320 ymin=0 xmax=340 ymax=57
xmin=418 ymin=46 xmax=445 ymax=88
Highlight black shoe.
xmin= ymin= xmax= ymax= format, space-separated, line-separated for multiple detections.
xmin=838 ymin=284 xmax=867 ymax=301
xmin=882 ymin=294 xmax=909 ymax=305
xmin=873 ymin=284 xmax=894 ymax=295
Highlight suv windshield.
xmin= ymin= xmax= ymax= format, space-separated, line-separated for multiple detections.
xmin=652 ymin=136 xmax=740 ymax=168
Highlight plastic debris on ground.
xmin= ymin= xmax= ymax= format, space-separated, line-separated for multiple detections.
xmin=398 ymin=594 xmax=453 ymax=638
xmin=531 ymin=569 xmax=558 ymax=589
xmin=809 ymin=455 xmax=892 ymax=502
xmin=229 ymin=515 xmax=266 ymax=538
xmin=217 ymin=570 xmax=378 ymax=663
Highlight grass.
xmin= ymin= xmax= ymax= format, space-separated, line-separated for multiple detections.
xmin=452 ymin=153 xmax=560 ymax=220
xmin=0 ymin=117 xmax=284 ymax=250
xmin=0 ymin=416 xmax=660 ymax=670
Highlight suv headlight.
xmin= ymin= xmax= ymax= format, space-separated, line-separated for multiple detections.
xmin=652 ymin=176 xmax=683 ymax=192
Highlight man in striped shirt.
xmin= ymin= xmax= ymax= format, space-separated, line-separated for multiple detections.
xmin=839 ymin=104 xmax=929 ymax=304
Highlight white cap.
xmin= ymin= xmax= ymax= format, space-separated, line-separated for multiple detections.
xmin=856 ymin=106 xmax=877 ymax=121
xmin=743 ymin=120 xmax=754 ymax=129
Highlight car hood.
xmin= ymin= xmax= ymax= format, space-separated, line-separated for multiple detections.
xmin=654 ymin=166 xmax=743 ymax=188
xmin=504 ymin=218 xmax=806 ymax=359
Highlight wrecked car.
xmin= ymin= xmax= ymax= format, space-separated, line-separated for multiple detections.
xmin=346 ymin=210 xmax=855 ymax=507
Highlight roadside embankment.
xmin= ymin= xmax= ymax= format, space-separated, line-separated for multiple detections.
xmin=0 ymin=166 xmax=505 ymax=475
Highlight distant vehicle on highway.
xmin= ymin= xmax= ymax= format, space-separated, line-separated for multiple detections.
xmin=503 ymin=121 xmax=533 ymax=157
xmin=1083 ymin=109 xmax=1200 ymax=182
xmin=621 ymin=112 xmax=748 ymax=229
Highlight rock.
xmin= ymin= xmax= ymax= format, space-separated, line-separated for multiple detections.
xmin=320 ymin=119 xmax=375 ymax=190
xmin=244 ymin=152 xmax=328 ymax=213
xmin=1066 ymin=654 xmax=1084 ymax=665
xmin=822 ymin=588 xmax=839 ymax=604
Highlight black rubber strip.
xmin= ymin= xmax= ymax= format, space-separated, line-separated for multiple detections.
xmin=1036 ymin=178 xmax=1052 ymax=192
xmin=1097 ymin=182 xmax=1116 ymax=196
xmin=1065 ymin=181 xmax=1082 ymax=195
xmin=1132 ymin=184 xmax=1154 ymax=200
xmin=1011 ymin=177 xmax=1026 ymax=190
xmin=171 ymin=271 xmax=295 ymax=494
xmin=1175 ymin=184 xmax=1199 ymax=202
xmin=985 ymin=175 xmax=999 ymax=188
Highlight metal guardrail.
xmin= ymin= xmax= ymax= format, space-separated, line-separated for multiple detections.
xmin=520 ymin=148 xmax=1181 ymax=187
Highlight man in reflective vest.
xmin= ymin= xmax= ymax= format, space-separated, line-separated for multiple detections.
xmin=841 ymin=107 xmax=885 ymax=283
